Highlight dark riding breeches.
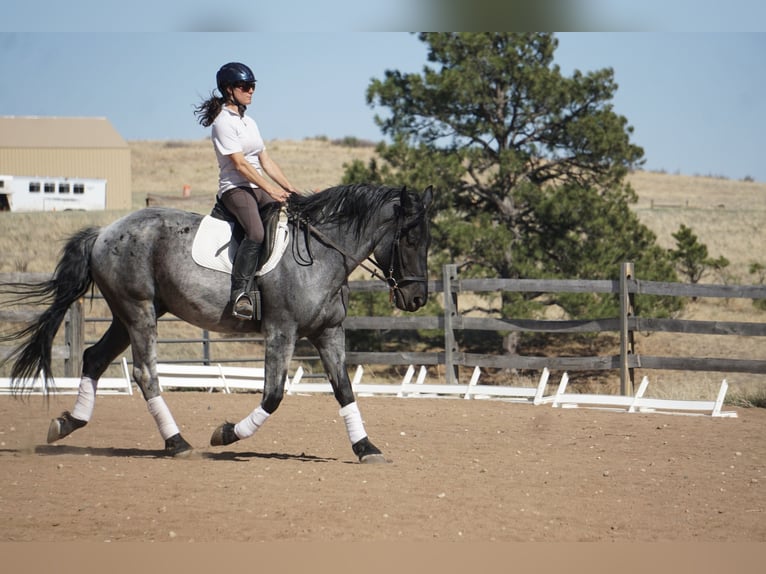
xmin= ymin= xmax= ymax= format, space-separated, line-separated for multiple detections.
xmin=220 ymin=186 xmax=276 ymax=243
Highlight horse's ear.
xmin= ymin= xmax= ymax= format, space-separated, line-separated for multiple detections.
xmin=399 ymin=185 xmax=409 ymax=209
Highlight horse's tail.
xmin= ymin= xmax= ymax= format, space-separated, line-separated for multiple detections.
xmin=0 ymin=227 xmax=100 ymax=393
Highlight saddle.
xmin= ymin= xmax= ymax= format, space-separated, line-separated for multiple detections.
xmin=191 ymin=199 xmax=289 ymax=276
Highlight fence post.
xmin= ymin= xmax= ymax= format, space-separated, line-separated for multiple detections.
xmin=64 ymin=298 xmax=84 ymax=377
xmin=202 ymin=329 xmax=210 ymax=366
xmin=443 ymin=264 xmax=459 ymax=384
xmin=619 ymin=262 xmax=636 ymax=395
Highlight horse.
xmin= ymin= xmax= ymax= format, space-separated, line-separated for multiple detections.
xmin=0 ymin=183 xmax=433 ymax=463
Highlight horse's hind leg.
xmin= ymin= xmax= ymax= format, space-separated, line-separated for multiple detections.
xmin=126 ymin=306 xmax=192 ymax=457
xmin=47 ymin=319 xmax=131 ymax=444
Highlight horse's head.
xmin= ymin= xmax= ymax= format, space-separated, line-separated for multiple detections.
xmin=374 ymin=186 xmax=433 ymax=312
xmin=287 ymin=183 xmax=433 ymax=312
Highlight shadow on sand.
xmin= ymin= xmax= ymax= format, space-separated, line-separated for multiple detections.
xmin=24 ymin=444 xmax=338 ymax=463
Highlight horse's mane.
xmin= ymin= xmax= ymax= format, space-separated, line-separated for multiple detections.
xmin=287 ymin=183 xmax=405 ymax=240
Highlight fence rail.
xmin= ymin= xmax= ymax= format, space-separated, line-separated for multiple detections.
xmin=1 ymin=263 xmax=765 ymax=395
xmin=347 ymin=263 xmax=766 ymax=394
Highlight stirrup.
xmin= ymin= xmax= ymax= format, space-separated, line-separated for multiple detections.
xmin=232 ymin=290 xmax=261 ymax=321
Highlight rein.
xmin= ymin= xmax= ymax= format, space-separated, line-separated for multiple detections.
xmin=289 ymin=210 xmax=426 ymax=303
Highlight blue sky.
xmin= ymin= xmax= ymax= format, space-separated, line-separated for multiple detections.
xmin=2 ymin=1 xmax=765 ymax=33
xmin=1 ymin=6 xmax=765 ymax=182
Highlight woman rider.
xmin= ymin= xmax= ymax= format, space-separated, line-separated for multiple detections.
xmin=195 ymin=62 xmax=299 ymax=320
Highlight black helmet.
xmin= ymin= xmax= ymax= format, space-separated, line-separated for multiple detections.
xmin=216 ymin=62 xmax=256 ymax=94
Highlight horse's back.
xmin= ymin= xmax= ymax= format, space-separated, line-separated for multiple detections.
xmin=91 ymin=208 xmax=205 ymax=298
xmin=104 ymin=206 xmax=203 ymax=233
xmin=97 ymin=207 xmax=202 ymax=252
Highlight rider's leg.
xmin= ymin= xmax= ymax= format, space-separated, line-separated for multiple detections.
xmin=229 ymin=238 xmax=262 ymax=318
xmin=221 ymin=187 xmax=274 ymax=320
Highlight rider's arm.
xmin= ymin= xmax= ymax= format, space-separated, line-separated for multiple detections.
xmin=228 ymin=151 xmax=290 ymax=202
xmin=259 ymin=150 xmax=299 ymax=196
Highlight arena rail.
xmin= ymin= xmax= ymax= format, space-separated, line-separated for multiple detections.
xmin=282 ymin=362 xmax=736 ymax=417
xmin=0 ymin=356 xmax=737 ymax=417
xmin=0 ymin=357 xmax=133 ymax=396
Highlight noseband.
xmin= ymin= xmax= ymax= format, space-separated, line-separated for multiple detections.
xmin=291 ymin=207 xmax=427 ymax=303
xmin=381 ymin=216 xmax=428 ymax=296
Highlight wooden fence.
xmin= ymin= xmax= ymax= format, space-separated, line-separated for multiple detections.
xmin=1 ymin=263 xmax=765 ymax=395
xmin=344 ymin=263 xmax=766 ymax=394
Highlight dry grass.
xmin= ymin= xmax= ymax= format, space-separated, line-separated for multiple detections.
xmin=1 ymin=139 xmax=764 ymax=399
xmin=629 ymin=169 xmax=766 ymax=280
xmin=132 ymin=138 xmax=377 ymax=212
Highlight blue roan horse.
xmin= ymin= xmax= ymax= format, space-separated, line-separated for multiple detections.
xmin=0 ymin=183 xmax=433 ymax=463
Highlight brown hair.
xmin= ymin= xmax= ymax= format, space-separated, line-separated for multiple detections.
xmin=194 ymin=93 xmax=226 ymax=128
xmin=194 ymin=89 xmax=246 ymax=127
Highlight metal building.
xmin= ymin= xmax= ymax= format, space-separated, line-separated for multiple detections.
xmin=0 ymin=116 xmax=131 ymax=211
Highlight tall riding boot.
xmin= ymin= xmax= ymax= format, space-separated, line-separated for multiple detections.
xmin=230 ymin=238 xmax=263 ymax=320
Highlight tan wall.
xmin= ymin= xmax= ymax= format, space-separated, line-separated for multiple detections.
xmin=0 ymin=147 xmax=132 ymax=210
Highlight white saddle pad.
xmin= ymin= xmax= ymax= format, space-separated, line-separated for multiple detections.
xmin=191 ymin=212 xmax=290 ymax=276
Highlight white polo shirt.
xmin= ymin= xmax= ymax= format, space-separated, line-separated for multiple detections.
xmin=211 ymin=107 xmax=266 ymax=198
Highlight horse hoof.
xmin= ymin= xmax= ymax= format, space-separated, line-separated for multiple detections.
xmin=46 ymin=419 xmax=62 ymax=444
xmin=210 ymin=422 xmax=240 ymax=447
xmin=352 ymin=437 xmax=387 ymax=463
xmin=165 ymin=434 xmax=193 ymax=457
xmin=46 ymin=411 xmax=86 ymax=444
xmin=360 ymin=453 xmax=389 ymax=464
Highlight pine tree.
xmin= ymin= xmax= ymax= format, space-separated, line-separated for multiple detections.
xmin=669 ymin=224 xmax=730 ymax=284
xmin=344 ymin=33 xmax=681 ymax=350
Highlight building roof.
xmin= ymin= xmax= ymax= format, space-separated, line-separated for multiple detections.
xmin=0 ymin=116 xmax=128 ymax=149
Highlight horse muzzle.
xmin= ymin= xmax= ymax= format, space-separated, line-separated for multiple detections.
xmin=391 ymin=279 xmax=428 ymax=312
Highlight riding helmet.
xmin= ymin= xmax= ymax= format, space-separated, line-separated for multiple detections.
xmin=216 ymin=62 xmax=256 ymax=94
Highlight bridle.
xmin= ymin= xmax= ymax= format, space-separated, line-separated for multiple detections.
xmin=290 ymin=206 xmax=428 ymax=303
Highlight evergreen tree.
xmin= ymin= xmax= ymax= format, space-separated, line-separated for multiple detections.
xmin=343 ymin=33 xmax=681 ymax=352
xmin=669 ymin=224 xmax=730 ymax=284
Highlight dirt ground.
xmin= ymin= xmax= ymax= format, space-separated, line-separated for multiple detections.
xmin=0 ymin=391 xmax=763 ymax=543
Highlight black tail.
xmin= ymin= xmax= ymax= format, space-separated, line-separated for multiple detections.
xmin=0 ymin=227 xmax=100 ymax=393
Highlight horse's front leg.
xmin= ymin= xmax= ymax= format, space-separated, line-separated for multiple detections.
xmin=210 ymin=328 xmax=296 ymax=447
xmin=311 ymin=325 xmax=387 ymax=464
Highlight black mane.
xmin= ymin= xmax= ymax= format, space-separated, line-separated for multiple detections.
xmin=287 ymin=183 xmax=405 ymax=239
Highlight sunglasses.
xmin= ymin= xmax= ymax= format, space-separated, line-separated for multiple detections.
xmin=235 ymin=82 xmax=256 ymax=92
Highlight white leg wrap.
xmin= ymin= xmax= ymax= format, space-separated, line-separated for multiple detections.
xmin=147 ymin=396 xmax=180 ymax=440
xmin=234 ymin=406 xmax=270 ymax=440
xmin=71 ymin=376 xmax=97 ymax=422
xmin=339 ymin=402 xmax=367 ymax=445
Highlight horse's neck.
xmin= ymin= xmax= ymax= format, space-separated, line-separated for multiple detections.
xmin=312 ymin=224 xmax=377 ymax=274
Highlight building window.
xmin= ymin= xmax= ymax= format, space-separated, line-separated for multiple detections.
xmin=73 ymin=183 xmax=85 ymax=194
xmin=29 ymin=182 xmax=41 ymax=193
xmin=58 ymin=183 xmax=70 ymax=194
xmin=45 ymin=183 xmax=56 ymax=193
